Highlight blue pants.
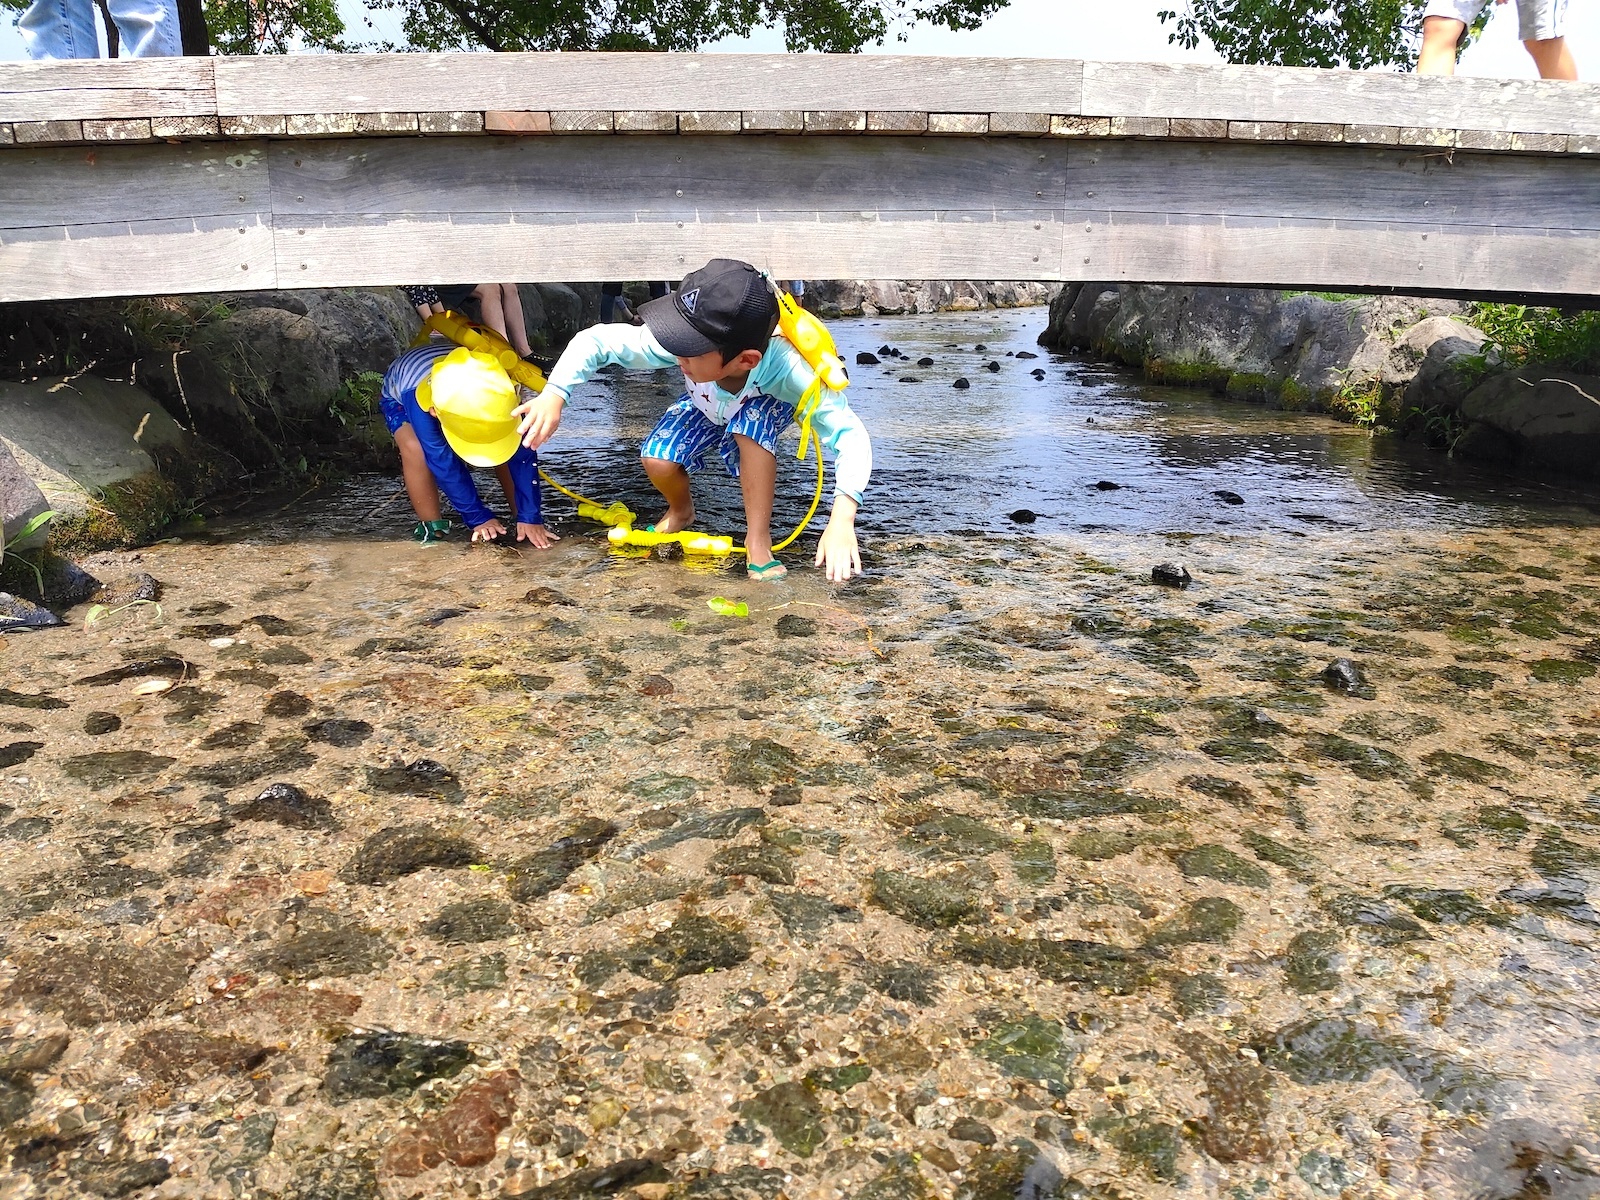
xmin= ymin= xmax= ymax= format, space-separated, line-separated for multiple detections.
xmin=19 ymin=0 xmax=180 ymax=57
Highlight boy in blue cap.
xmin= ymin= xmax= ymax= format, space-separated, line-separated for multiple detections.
xmin=380 ymin=341 xmax=557 ymax=548
xmin=515 ymin=259 xmax=870 ymax=582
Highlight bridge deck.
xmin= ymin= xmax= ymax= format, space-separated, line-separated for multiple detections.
xmin=1 ymin=54 xmax=1597 ymax=302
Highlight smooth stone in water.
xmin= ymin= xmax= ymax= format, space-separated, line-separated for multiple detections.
xmin=1321 ymin=658 xmax=1373 ymax=697
xmin=74 ymin=656 xmax=195 ymax=686
xmin=366 ymin=758 xmax=463 ymax=801
xmin=1008 ymin=509 xmax=1038 ymax=524
xmin=341 ymin=824 xmax=483 ymax=884
xmin=303 ymin=718 xmax=373 ymax=747
xmin=1214 ymin=489 xmax=1245 ymax=505
xmin=235 ymin=782 xmax=335 ymax=829
xmin=262 ymin=690 xmax=312 ymax=718
xmin=710 ymin=843 xmax=795 ymax=886
xmin=1152 ymin=562 xmax=1192 ymax=588
xmin=868 ymin=868 xmax=981 ymax=929
xmin=984 ymin=360 xmax=1001 ymax=372
xmin=953 ymin=377 xmax=971 ymax=389
xmin=421 ymin=898 xmax=515 ymax=944
xmin=1093 ymin=480 xmax=1122 ymax=491
xmin=321 ymin=1031 xmax=474 ymax=1102
xmin=0 ymin=594 xmax=61 ymax=632
xmin=0 ymin=689 xmax=67 ymax=710
xmin=774 ymin=615 xmax=817 ymax=638
xmin=916 ymin=356 xmax=934 ymax=367
xmin=0 ymin=741 xmax=42 ymax=769
xmin=856 ymin=352 xmax=880 ymax=365
xmin=60 ymin=749 xmax=175 ymax=789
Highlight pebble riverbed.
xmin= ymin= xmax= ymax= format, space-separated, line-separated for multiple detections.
xmin=1 ymin=310 xmax=1599 ymax=1199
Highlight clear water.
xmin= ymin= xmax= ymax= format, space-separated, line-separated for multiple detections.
xmin=3 ymin=308 xmax=1600 ymax=1200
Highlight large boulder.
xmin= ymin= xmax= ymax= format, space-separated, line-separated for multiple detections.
xmin=1401 ymin=319 xmax=1489 ymax=411
xmin=1459 ymin=370 xmax=1600 ymax=476
xmin=133 ymin=348 xmax=278 ymax=470
xmin=188 ymin=306 xmax=343 ymax=431
xmin=803 ymin=279 xmax=1057 ymax=319
xmin=0 ymin=440 xmax=51 ymax=551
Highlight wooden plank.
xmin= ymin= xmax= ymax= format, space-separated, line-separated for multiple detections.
xmin=279 ymin=214 xmax=1062 ymax=288
xmin=0 ymin=59 xmax=215 ymax=122
xmin=221 ymin=115 xmax=285 ymax=137
xmin=868 ymin=111 xmax=928 ymax=134
xmin=485 ymin=111 xmax=551 ymax=134
xmin=1398 ymin=126 xmax=1455 ymax=147
xmin=1170 ymin=118 xmax=1228 ymax=139
xmin=1063 ymin=215 xmax=1600 ymax=295
xmin=1110 ymin=116 xmax=1168 ymax=138
xmin=0 ymin=141 xmax=272 ymax=231
xmin=287 ymin=113 xmax=358 ymax=137
xmin=13 ymin=121 xmax=83 ymax=144
xmin=1573 ymin=135 xmax=1600 ymax=154
xmin=615 ymin=111 xmax=676 ymax=134
xmin=1344 ymin=124 xmax=1400 ymax=146
xmin=83 ymin=118 xmax=153 ymax=142
xmin=1050 ymin=116 xmax=1110 ymax=137
xmin=152 ymin=115 xmax=220 ymax=138
xmin=744 ymin=110 xmax=804 ymax=133
xmin=1286 ymin=122 xmax=1343 ymax=143
xmin=214 ymin=54 xmax=1085 ymax=118
xmin=1062 ymin=140 xmax=1600 ymax=232
xmin=1228 ymin=121 xmax=1287 ymax=141
xmin=267 ymin=135 xmax=1066 ymax=222
xmin=355 ymin=112 xmax=419 ymax=134
xmin=550 ymin=111 xmax=613 ymax=134
xmin=1457 ymin=129 xmax=1514 ymax=151
xmin=1511 ymin=132 xmax=1567 ymax=153
xmin=1082 ymin=61 xmax=1600 ymax=137
xmin=419 ymin=111 xmax=483 ymax=134
xmin=990 ymin=112 xmax=1049 ymax=136
xmin=679 ymin=111 xmax=740 ymax=133
xmin=806 ymin=111 xmax=867 ymax=133
xmin=928 ymin=114 xmax=988 ymax=135
xmin=0 ymin=125 xmax=12 ymax=146
xmin=0 ymin=217 xmax=276 ymax=302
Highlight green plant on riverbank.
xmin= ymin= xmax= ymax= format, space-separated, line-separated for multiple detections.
xmin=1326 ymin=378 xmax=1386 ymax=428
xmin=0 ymin=510 xmax=58 ymax=593
xmin=330 ymin=371 xmax=385 ymax=433
xmin=1466 ymin=304 xmax=1600 ymax=375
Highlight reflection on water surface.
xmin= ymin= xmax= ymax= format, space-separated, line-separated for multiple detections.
xmin=2 ymin=310 xmax=1599 ymax=1199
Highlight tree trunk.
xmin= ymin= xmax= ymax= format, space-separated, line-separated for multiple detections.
xmin=177 ymin=0 xmax=211 ymax=55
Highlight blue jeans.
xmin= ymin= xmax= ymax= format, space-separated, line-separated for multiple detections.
xmin=19 ymin=0 xmax=181 ymax=58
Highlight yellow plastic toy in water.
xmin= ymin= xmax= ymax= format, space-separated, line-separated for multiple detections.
xmin=418 ymin=311 xmax=548 ymax=393
xmin=607 ymin=524 xmax=736 ymax=556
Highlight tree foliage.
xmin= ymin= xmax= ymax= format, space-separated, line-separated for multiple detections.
xmin=205 ymin=0 xmax=346 ymax=53
xmin=1156 ymin=0 xmax=1478 ymax=69
xmin=365 ymin=0 xmax=1009 ymax=54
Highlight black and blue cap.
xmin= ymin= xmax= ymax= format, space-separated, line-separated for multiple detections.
xmin=639 ymin=258 xmax=780 ymax=357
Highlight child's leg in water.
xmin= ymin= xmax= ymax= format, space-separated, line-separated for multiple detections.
xmin=642 ymin=457 xmax=695 ymax=534
xmin=394 ymin=424 xmax=441 ymax=521
xmin=733 ymin=433 xmax=782 ymax=577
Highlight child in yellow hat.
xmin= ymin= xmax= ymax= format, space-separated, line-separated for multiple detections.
xmin=378 ymin=341 xmax=556 ymax=547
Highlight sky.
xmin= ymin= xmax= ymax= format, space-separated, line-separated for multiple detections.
xmin=3 ymin=0 xmax=1597 ymax=79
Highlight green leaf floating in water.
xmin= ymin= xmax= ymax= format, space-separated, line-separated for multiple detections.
xmin=708 ymin=597 xmax=748 ymax=618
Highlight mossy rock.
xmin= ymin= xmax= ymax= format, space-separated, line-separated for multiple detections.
xmin=1174 ymin=844 xmax=1271 ymax=888
xmin=1529 ymin=658 xmax=1598 ymax=685
xmin=1146 ymin=896 xmax=1243 ymax=946
xmin=1283 ymin=929 xmax=1342 ymax=993
xmin=868 ymin=869 xmax=982 ymax=929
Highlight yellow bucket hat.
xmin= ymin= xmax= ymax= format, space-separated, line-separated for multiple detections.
xmin=416 ymin=346 xmax=521 ymax=467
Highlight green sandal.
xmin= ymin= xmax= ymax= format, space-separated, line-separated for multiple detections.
xmin=747 ymin=559 xmax=788 ymax=581
xmin=412 ymin=519 xmax=451 ymax=544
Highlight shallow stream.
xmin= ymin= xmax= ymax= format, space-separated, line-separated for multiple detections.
xmin=3 ymin=309 xmax=1600 ymax=1199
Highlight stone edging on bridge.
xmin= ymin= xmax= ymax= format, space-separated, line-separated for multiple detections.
xmin=1 ymin=109 xmax=1595 ymax=158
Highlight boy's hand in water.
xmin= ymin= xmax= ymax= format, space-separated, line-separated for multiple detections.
xmin=517 ymin=522 xmax=560 ymax=549
xmin=471 ymin=517 xmax=507 ymax=542
xmin=514 ymin=390 xmax=565 ymax=450
xmin=815 ymin=498 xmax=863 ymax=583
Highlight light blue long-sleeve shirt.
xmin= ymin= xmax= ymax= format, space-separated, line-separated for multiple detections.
xmin=544 ymin=324 xmax=873 ymax=505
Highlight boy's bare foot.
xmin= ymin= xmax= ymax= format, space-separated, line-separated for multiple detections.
xmin=651 ymin=505 xmax=695 ymax=535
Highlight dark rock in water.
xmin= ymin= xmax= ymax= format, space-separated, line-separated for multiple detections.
xmin=162 ymin=685 xmax=219 ymax=724
xmin=1177 ymin=1031 xmax=1274 ymax=1164
xmin=1016 ymin=350 xmax=1038 ymax=359
xmin=214 ymin=667 xmax=279 ymax=689
xmin=121 ymin=1027 xmax=271 ymax=1084
xmin=630 ymin=805 xmax=766 ymax=856
xmin=199 ymin=720 xmax=263 ymax=750
xmin=422 ymin=898 xmax=515 ymax=944
xmin=951 ymin=933 xmax=1152 ymax=993
xmin=433 ymin=952 xmax=508 ymax=996
xmin=877 ymin=344 xmax=895 ymax=356
xmin=69 ymin=860 xmax=162 ymax=900
xmin=322 ymin=1030 xmax=474 ymax=1102
xmin=769 ymin=890 xmax=862 ymax=941
xmin=262 ymin=690 xmax=312 ymax=718
xmin=1321 ymin=657 xmax=1373 ymax=697
xmin=420 ymin=606 xmax=474 ymax=628
xmin=1304 ymin=733 xmax=1409 ymax=780
xmin=974 ymin=1015 xmax=1078 ymax=1092
xmin=260 ymin=643 xmax=313 ymax=666
xmin=9 ymin=943 xmax=190 ymax=1026
xmin=342 ymin=824 xmax=483 ymax=884
xmin=774 ymin=615 xmax=817 ymax=638
xmin=862 ymin=959 xmax=939 ymax=1005
xmin=1214 ymin=489 xmax=1245 ymax=505
xmin=897 ymin=375 xmax=920 ymax=383
xmin=2 ymin=816 xmax=52 ymax=840
xmin=1147 ymin=897 xmax=1245 ymax=946
xmin=856 ymin=351 xmax=880 ymax=365
xmin=515 ymin=1160 xmax=674 ymax=1199
xmin=71 ymin=1155 xmax=172 ymax=1197
xmin=1322 ymin=892 xmax=1428 ymax=942
xmin=94 ymin=572 xmax=162 ymax=607
xmin=61 ymin=749 xmax=174 ymax=790
xmin=0 ymin=1033 xmax=69 ymax=1076
xmin=974 ymin=343 xmax=988 ymax=352
xmin=258 ymin=912 xmax=393 ymax=980
xmin=283 ymin=1155 xmax=379 ymax=1200
xmin=949 ymin=1116 xmax=996 ymax=1146
xmin=524 ymin=586 xmax=577 ymax=607
xmin=1181 ymin=773 xmax=1256 ymax=807
xmin=583 ymin=915 xmax=752 ymax=985
xmin=1284 ymin=929 xmax=1344 ymax=993
xmin=75 ymin=656 xmax=195 ymax=686
xmin=303 ymin=718 xmax=373 ymax=747
xmin=0 ymin=594 xmax=62 ymax=631
xmin=179 ymin=622 xmax=241 ymax=640
xmin=506 ymin=817 xmax=619 ymax=901
xmin=916 ymin=356 xmax=935 ymax=367
xmin=711 ymin=843 xmax=795 ymax=886
xmin=724 ymin=737 xmax=799 ymax=788
xmin=35 ymin=558 xmax=98 ymax=608
xmin=367 ymin=758 xmax=462 ymax=801
xmin=246 ymin=613 xmax=298 ymax=636
xmin=868 ymin=869 xmax=981 ymax=929
xmin=236 ymin=782 xmax=335 ymax=829
xmin=0 ymin=689 xmax=67 ymax=710
xmin=1175 ymin=844 xmax=1272 ymax=888
xmin=739 ymin=1081 xmax=827 ymax=1158
xmin=83 ymin=712 xmax=121 ymax=736
xmin=1093 ymin=480 xmax=1122 ymax=491
xmin=1008 ymin=509 xmax=1038 ymax=524
xmin=187 ymin=741 xmax=315 ymax=788
xmin=0 ymin=741 xmax=42 ymax=769
xmin=983 ymin=360 xmax=1001 ymax=372
xmin=953 ymin=377 xmax=971 ymax=389
xmin=1152 ymin=562 xmax=1192 ymax=588
xmin=1200 ymin=736 xmax=1283 ymax=764
xmin=1030 ymin=368 xmax=1047 ymax=379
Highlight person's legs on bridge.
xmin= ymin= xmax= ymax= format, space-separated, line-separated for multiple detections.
xmin=1417 ymin=0 xmax=1477 ymax=74
xmin=1518 ymin=0 xmax=1577 ymax=78
xmin=18 ymin=0 xmax=102 ymax=59
xmin=104 ymin=0 xmax=181 ymax=57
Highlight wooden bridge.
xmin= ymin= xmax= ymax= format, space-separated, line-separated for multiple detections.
xmin=1 ymin=53 xmax=1598 ymax=303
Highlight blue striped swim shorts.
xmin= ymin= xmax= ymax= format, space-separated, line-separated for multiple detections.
xmin=640 ymin=393 xmax=793 ymax=478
